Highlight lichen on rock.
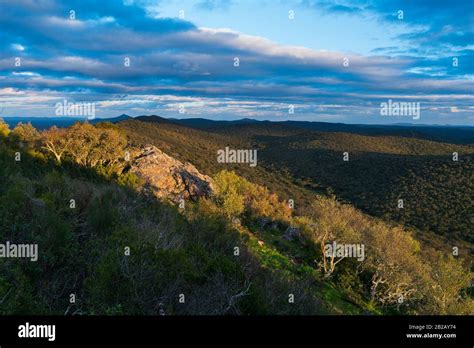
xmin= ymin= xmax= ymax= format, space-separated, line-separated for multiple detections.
xmin=128 ymin=144 xmax=213 ymax=202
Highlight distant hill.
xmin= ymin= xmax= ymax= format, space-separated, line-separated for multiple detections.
xmin=173 ymin=118 xmax=474 ymax=145
xmin=92 ymin=114 xmax=132 ymax=124
xmin=135 ymin=115 xmax=176 ymax=124
xmin=276 ymin=121 xmax=474 ymax=145
xmin=170 ymin=117 xmax=260 ymax=128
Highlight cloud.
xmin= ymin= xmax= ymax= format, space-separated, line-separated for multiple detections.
xmin=0 ymin=0 xmax=472 ymax=124
xmin=11 ymin=43 xmax=25 ymax=51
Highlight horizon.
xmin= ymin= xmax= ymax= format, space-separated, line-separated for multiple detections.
xmin=0 ymin=0 xmax=473 ymax=125
xmin=2 ymin=114 xmax=474 ymax=128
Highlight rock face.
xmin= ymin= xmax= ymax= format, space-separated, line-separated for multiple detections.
xmin=129 ymin=144 xmax=213 ymax=202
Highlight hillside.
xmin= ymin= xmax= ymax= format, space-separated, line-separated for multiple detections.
xmin=173 ymin=118 xmax=474 ymax=145
xmin=0 ymin=121 xmax=351 ymax=315
xmin=0 ymin=118 xmax=471 ymax=315
xmin=247 ymin=129 xmax=474 ymax=247
xmin=117 ymin=118 xmax=316 ymax=209
xmin=118 ymin=118 xmax=474 ymax=251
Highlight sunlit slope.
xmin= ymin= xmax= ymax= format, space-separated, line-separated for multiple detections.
xmin=119 ymin=118 xmax=473 ymax=249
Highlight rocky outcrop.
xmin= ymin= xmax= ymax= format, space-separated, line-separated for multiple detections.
xmin=129 ymin=144 xmax=213 ymax=202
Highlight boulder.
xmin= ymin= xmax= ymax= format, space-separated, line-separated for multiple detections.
xmin=129 ymin=144 xmax=213 ymax=202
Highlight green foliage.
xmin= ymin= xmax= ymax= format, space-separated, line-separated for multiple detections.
xmin=213 ymin=170 xmax=291 ymax=222
xmin=213 ymin=171 xmax=246 ymax=217
xmin=86 ymin=189 xmax=123 ymax=234
xmin=9 ymin=122 xmax=40 ymax=148
xmin=116 ymin=172 xmax=143 ymax=189
xmin=40 ymin=122 xmax=127 ymax=170
xmin=419 ymin=253 xmax=473 ymax=315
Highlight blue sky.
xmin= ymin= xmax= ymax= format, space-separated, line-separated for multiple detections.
xmin=0 ymin=0 xmax=473 ymax=124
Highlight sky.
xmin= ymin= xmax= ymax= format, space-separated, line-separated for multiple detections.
xmin=0 ymin=0 xmax=473 ymax=125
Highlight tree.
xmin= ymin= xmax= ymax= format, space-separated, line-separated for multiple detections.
xmin=64 ymin=122 xmax=127 ymax=168
xmin=301 ymin=197 xmax=363 ymax=277
xmin=41 ymin=126 xmax=72 ymax=163
xmin=249 ymin=186 xmax=291 ymax=222
xmin=421 ymin=252 xmax=473 ymax=314
xmin=66 ymin=122 xmax=100 ymax=167
xmin=88 ymin=127 xmax=127 ymax=167
xmin=213 ymin=170 xmax=291 ymax=221
xmin=0 ymin=118 xmax=10 ymax=137
xmin=363 ymin=224 xmax=426 ymax=308
xmin=213 ymin=171 xmax=247 ymax=217
xmin=10 ymin=122 xmax=40 ymax=148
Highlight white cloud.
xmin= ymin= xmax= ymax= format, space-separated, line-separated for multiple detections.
xmin=11 ymin=43 xmax=25 ymax=51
